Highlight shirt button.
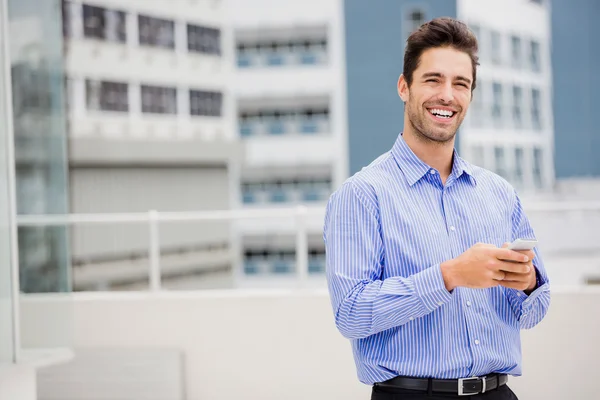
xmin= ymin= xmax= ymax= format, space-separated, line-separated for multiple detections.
xmin=438 ymin=301 xmax=444 ymax=306
xmin=449 ymin=226 xmax=456 ymax=232
xmin=409 ymin=316 xmax=414 ymax=321
xmin=430 ymin=169 xmax=436 ymax=174
xmin=474 ymin=339 xmax=480 ymax=345
xmin=517 ymin=292 xmax=522 ymax=297
xmin=466 ymin=301 xmax=472 ymax=307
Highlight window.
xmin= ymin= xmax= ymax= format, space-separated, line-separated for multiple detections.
xmin=308 ymin=248 xmax=326 ymax=274
xmin=530 ymin=40 xmax=541 ymax=72
xmin=406 ymin=9 xmax=425 ymax=36
xmin=531 ymin=88 xmax=542 ymax=130
xmin=511 ymin=35 xmax=521 ymax=68
xmin=141 ymin=85 xmax=177 ymax=114
xmin=471 ymin=145 xmax=485 ymax=168
xmin=494 ymin=147 xmax=507 ymax=178
xmin=492 ymin=82 xmax=503 ymax=122
xmin=491 ymin=30 xmax=501 ymax=65
xmin=190 ymin=90 xmax=222 ymax=117
xmin=187 ymin=24 xmax=221 ymax=55
xmin=62 ymin=1 xmax=72 ymax=38
xmin=86 ymin=80 xmax=129 ymax=112
xmin=138 ymin=15 xmax=175 ymax=49
xmin=243 ymin=248 xmax=295 ymax=275
xmin=514 ymin=147 xmax=524 ymax=185
xmin=470 ymin=81 xmax=485 ymax=127
xmin=533 ymin=147 xmax=543 ymax=188
xmin=241 ymin=177 xmax=332 ymax=204
xmin=512 ymin=85 xmax=523 ymax=128
xmin=82 ymin=4 xmax=126 ymax=42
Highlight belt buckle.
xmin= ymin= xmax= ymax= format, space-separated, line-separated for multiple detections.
xmin=458 ymin=376 xmax=486 ymax=396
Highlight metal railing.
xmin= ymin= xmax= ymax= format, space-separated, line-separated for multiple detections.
xmin=16 ymin=205 xmax=325 ymax=291
xmin=15 ymin=201 xmax=600 ymax=292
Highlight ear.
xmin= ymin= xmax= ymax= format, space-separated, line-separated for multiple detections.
xmin=398 ymin=74 xmax=410 ymax=102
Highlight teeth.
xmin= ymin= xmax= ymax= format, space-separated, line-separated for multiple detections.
xmin=430 ymin=108 xmax=454 ymax=118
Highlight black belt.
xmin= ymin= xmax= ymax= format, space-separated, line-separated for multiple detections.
xmin=375 ymin=373 xmax=508 ymax=396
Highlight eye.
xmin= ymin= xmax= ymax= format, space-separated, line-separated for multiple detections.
xmin=425 ymin=78 xmax=438 ymax=83
xmin=456 ymin=82 xmax=469 ymax=88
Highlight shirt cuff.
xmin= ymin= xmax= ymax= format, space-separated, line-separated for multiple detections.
xmin=412 ymin=264 xmax=453 ymax=312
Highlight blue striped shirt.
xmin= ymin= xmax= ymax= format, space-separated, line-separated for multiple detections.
xmin=324 ymin=133 xmax=550 ymax=385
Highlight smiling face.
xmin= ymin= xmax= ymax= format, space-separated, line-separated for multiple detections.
xmin=398 ymin=46 xmax=474 ymax=144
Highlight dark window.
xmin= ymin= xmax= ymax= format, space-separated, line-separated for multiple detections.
xmin=530 ymin=40 xmax=541 ymax=72
xmin=82 ymin=4 xmax=126 ymax=42
xmin=189 ymin=90 xmax=222 ymax=117
xmin=138 ymin=15 xmax=175 ymax=49
xmin=406 ymin=9 xmax=425 ymax=34
xmin=187 ymin=24 xmax=221 ymax=55
xmin=86 ymin=80 xmax=129 ymax=112
xmin=62 ymin=1 xmax=72 ymax=38
xmin=141 ymin=85 xmax=177 ymax=114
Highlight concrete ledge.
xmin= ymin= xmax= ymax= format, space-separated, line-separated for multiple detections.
xmin=69 ymin=137 xmax=244 ymax=167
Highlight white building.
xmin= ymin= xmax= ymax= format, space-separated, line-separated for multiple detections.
xmin=458 ymin=0 xmax=555 ymax=195
xmin=61 ymin=0 xmax=243 ymax=290
xmin=228 ymin=0 xmax=348 ymax=284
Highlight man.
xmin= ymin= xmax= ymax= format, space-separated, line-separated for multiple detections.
xmin=323 ymin=17 xmax=550 ymax=400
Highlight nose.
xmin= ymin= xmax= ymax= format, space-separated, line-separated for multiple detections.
xmin=438 ymin=82 xmax=454 ymax=103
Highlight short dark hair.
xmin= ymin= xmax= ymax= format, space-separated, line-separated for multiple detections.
xmin=403 ymin=17 xmax=479 ymax=91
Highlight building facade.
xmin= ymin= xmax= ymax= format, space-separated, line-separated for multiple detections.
xmin=62 ymin=0 xmax=242 ymax=290
xmin=345 ymin=0 xmax=555 ymax=195
xmin=229 ymin=0 xmax=348 ymax=283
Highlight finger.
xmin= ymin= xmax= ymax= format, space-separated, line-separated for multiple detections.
xmin=499 ymin=280 xmax=529 ymax=291
xmin=500 ymin=271 xmax=531 ymax=283
xmin=491 ymin=270 xmax=506 ymax=281
xmin=494 ymin=248 xmax=530 ymax=263
xmin=497 ymin=260 xmax=531 ymax=274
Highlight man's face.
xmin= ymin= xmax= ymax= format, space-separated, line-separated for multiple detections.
xmin=398 ymin=47 xmax=473 ymax=144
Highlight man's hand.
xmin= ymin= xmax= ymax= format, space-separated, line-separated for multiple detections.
xmin=440 ymin=243 xmax=533 ymax=292
xmin=497 ymin=242 xmax=537 ymax=292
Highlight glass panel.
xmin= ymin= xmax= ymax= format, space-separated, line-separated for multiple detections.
xmin=533 ymin=147 xmax=543 ymax=188
xmin=138 ymin=15 xmax=175 ymax=49
xmin=187 ymin=24 xmax=220 ymax=55
xmin=494 ymin=146 xmax=507 ymax=178
xmin=0 ymin=0 xmax=15 ymax=363
xmin=141 ymin=85 xmax=177 ymax=114
xmin=530 ymin=40 xmax=541 ymax=72
xmin=8 ymin=0 xmax=72 ymax=351
xmin=531 ymin=88 xmax=542 ymax=130
xmin=491 ymin=31 xmax=501 ymax=65
xmin=514 ymin=147 xmax=524 ymax=185
xmin=512 ymin=85 xmax=522 ymax=128
xmin=511 ymin=35 xmax=521 ymax=68
xmin=492 ymin=82 xmax=503 ymax=124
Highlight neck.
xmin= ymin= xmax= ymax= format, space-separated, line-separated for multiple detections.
xmin=402 ymin=127 xmax=455 ymax=181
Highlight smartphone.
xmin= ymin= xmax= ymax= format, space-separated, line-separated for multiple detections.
xmin=507 ymin=238 xmax=538 ymax=251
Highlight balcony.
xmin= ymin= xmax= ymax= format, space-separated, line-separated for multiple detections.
xmin=239 ymin=114 xmax=330 ymax=138
xmin=10 ymin=202 xmax=600 ymax=399
xmin=237 ymin=47 xmax=328 ymax=68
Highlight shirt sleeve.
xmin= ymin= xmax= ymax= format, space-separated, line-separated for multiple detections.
xmin=503 ymin=191 xmax=551 ymax=330
xmin=324 ymin=180 xmax=452 ymax=340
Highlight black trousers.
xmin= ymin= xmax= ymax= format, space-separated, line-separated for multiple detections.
xmin=371 ymin=384 xmax=519 ymax=400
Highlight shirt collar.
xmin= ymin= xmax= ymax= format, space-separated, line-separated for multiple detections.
xmin=391 ymin=133 xmax=476 ymax=186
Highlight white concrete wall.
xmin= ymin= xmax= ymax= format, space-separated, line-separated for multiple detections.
xmin=0 ymin=364 xmax=36 ymax=400
xmin=20 ymin=288 xmax=600 ymax=400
